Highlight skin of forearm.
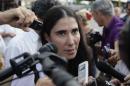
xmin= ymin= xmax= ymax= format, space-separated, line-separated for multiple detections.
xmin=0 ymin=9 xmax=16 ymax=25
xmin=0 ymin=12 xmax=5 ymax=24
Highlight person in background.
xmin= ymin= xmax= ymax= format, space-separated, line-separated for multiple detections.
xmin=76 ymin=9 xmax=92 ymax=34
xmin=122 ymin=0 xmax=130 ymax=22
xmin=91 ymin=0 xmax=124 ymax=65
xmin=31 ymin=0 xmax=61 ymax=22
xmin=0 ymin=4 xmax=37 ymax=74
xmin=0 ymin=1 xmax=34 ymax=70
xmin=112 ymin=18 xmax=130 ymax=85
xmin=114 ymin=7 xmax=121 ymax=17
xmin=4 ymin=0 xmax=61 ymax=86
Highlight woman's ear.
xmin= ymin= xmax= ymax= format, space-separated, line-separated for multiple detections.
xmin=44 ymin=33 xmax=51 ymax=42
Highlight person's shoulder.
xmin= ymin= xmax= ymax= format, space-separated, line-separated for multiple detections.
xmin=113 ymin=16 xmax=124 ymax=23
xmin=112 ymin=16 xmax=124 ymax=29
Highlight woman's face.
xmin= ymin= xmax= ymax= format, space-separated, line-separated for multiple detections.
xmin=46 ymin=17 xmax=80 ymax=60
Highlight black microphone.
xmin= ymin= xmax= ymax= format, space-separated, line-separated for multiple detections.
xmin=0 ymin=43 xmax=57 ymax=81
xmin=40 ymin=57 xmax=80 ymax=86
xmin=50 ymin=68 xmax=80 ymax=86
xmin=39 ymin=43 xmax=57 ymax=53
xmin=39 ymin=43 xmax=79 ymax=86
xmin=96 ymin=61 xmax=126 ymax=82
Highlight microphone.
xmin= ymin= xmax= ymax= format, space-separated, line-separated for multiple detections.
xmin=39 ymin=43 xmax=57 ymax=53
xmin=0 ymin=43 xmax=57 ymax=81
xmin=96 ymin=61 xmax=126 ymax=82
xmin=40 ymin=57 xmax=80 ymax=86
xmin=49 ymin=68 xmax=80 ymax=86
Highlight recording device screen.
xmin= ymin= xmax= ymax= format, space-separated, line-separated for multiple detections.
xmin=29 ymin=20 xmax=43 ymax=30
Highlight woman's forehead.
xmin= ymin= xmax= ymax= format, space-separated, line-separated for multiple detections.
xmin=53 ymin=17 xmax=78 ymax=30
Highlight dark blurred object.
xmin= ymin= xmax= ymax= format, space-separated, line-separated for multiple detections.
xmin=87 ymin=76 xmax=115 ymax=86
xmin=87 ymin=30 xmax=102 ymax=46
xmin=102 ymin=44 xmax=111 ymax=60
xmin=96 ymin=61 xmax=125 ymax=82
xmin=29 ymin=20 xmax=43 ymax=31
xmin=0 ymin=0 xmax=21 ymax=11
xmin=31 ymin=0 xmax=61 ymax=20
xmin=95 ymin=77 xmax=115 ymax=86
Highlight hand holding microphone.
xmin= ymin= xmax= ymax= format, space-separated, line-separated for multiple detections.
xmin=123 ymin=74 xmax=130 ymax=85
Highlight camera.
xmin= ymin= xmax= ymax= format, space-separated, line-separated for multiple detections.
xmin=87 ymin=30 xmax=102 ymax=45
xmin=29 ymin=20 xmax=43 ymax=30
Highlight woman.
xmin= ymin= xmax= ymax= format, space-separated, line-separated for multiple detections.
xmin=37 ymin=5 xmax=93 ymax=86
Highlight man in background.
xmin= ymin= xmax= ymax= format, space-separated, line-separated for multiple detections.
xmin=91 ymin=0 xmax=124 ymax=65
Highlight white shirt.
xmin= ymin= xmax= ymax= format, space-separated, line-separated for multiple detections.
xmin=4 ymin=29 xmax=43 ymax=86
xmin=0 ymin=24 xmax=23 ymax=45
xmin=0 ymin=35 xmax=5 ymax=54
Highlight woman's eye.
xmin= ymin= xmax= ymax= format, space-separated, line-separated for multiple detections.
xmin=72 ymin=28 xmax=79 ymax=35
xmin=56 ymin=31 xmax=66 ymax=36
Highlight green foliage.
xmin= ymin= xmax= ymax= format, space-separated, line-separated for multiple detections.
xmin=76 ymin=0 xmax=83 ymax=4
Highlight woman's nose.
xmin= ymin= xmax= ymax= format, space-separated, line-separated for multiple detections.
xmin=67 ymin=34 xmax=75 ymax=46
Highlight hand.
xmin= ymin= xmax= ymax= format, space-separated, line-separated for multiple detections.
xmin=108 ymin=49 xmax=120 ymax=65
xmin=36 ymin=76 xmax=55 ymax=86
xmin=1 ymin=32 xmax=16 ymax=38
xmin=124 ymin=74 xmax=130 ymax=81
xmin=0 ymin=7 xmax=37 ymax=31
xmin=0 ymin=56 xmax=4 ymax=70
xmin=110 ymin=78 xmax=121 ymax=86
xmin=83 ymin=76 xmax=95 ymax=86
xmin=119 ymin=74 xmax=130 ymax=85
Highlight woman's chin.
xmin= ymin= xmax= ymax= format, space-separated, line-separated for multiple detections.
xmin=65 ymin=54 xmax=76 ymax=60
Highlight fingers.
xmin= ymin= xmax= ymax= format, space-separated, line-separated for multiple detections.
xmin=85 ymin=76 xmax=95 ymax=86
xmin=0 ymin=57 xmax=4 ymax=70
xmin=15 ymin=7 xmax=37 ymax=29
xmin=3 ymin=6 xmax=38 ymax=30
xmin=0 ymin=32 xmax=16 ymax=38
xmin=110 ymin=79 xmax=120 ymax=86
xmin=6 ymin=32 xmax=16 ymax=37
xmin=108 ymin=49 xmax=120 ymax=65
xmin=124 ymin=74 xmax=130 ymax=81
xmin=36 ymin=77 xmax=55 ymax=86
xmin=1 ymin=32 xmax=16 ymax=37
xmin=15 ymin=7 xmax=26 ymax=25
